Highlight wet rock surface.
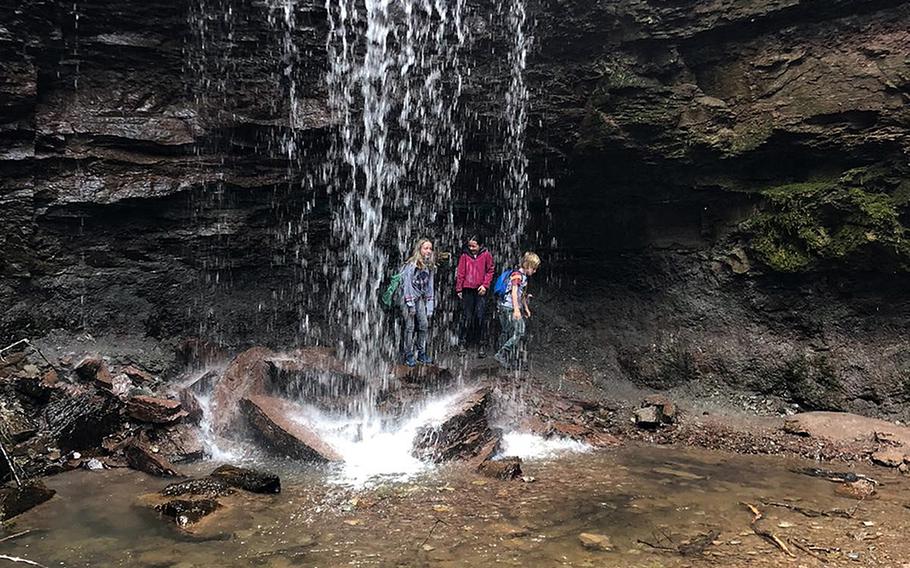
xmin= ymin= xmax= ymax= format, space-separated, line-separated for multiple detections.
xmin=124 ymin=442 xmax=183 ymax=478
xmin=477 ymin=457 xmax=523 ymax=480
xmin=127 ymin=395 xmax=185 ymax=425
xmin=412 ymin=388 xmax=499 ymax=463
xmin=210 ymin=465 xmax=281 ymax=495
xmin=156 ymin=498 xmax=221 ymax=527
xmin=239 ymin=395 xmax=342 ymax=462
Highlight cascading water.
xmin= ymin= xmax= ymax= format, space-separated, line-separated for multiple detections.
xmin=187 ymin=0 xmax=575 ymax=484
xmin=323 ymin=0 xmax=466 ymax=382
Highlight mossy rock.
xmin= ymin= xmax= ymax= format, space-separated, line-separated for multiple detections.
xmin=743 ymin=162 xmax=910 ymax=272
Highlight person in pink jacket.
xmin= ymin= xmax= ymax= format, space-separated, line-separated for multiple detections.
xmin=455 ymin=234 xmax=495 ymax=357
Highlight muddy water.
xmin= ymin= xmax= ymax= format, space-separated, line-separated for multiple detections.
xmin=4 ymin=445 xmax=909 ymax=567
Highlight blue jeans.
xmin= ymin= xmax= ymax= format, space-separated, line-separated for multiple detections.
xmin=402 ymin=297 xmax=429 ymax=357
xmin=496 ymin=306 xmax=525 ymax=362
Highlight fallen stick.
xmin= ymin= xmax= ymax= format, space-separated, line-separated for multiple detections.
xmin=0 ymin=555 xmax=49 ymax=568
xmin=0 ymin=439 xmax=22 ymax=488
xmin=763 ymin=501 xmax=853 ymax=519
xmin=741 ymin=502 xmax=795 ymax=558
xmin=788 ymin=538 xmax=829 ymax=563
xmin=0 ymin=530 xmax=31 ymax=544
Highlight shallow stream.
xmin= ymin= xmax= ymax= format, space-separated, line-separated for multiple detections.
xmin=4 ymin=445 xmax=908 ymax=567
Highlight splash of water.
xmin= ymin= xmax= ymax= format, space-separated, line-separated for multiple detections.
xmin=293 ymin=389 xmax=470 ymax=486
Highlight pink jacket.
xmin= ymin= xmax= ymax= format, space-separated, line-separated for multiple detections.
xmin=455 ymin=248 xmax=495 ymax=292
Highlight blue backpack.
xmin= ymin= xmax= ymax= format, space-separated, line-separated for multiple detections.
xmin=493 ymin=268 xmax=516 ymax=299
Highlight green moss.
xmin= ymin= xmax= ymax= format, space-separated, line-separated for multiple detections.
xmin=743 ymin=163 xmax=910 ymax=272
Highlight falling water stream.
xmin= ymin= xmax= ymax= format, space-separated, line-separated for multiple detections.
xmin=184 ymin=0 xmax=539 ymax=483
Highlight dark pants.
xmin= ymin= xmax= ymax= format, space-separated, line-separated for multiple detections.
xmin=459 ymin=289 xmax=487 ymax=346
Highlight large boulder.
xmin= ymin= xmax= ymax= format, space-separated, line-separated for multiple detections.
xmin=210 ymin=347 xmax=274 ymax=435
xmin=412 ymin=388 xmax=499 ymax=463
xmin=239 ymin=395 xmax=341 ymax=462
xmin=140 ymin=424 xmax=204 ymax=463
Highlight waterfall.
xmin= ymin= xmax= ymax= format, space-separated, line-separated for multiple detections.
xmin=503 ymin=0 xmax=530 ymax=260
xmin=323 ymin=0 xmax=466 ymax=381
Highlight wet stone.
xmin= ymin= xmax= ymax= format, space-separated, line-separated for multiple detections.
xmin=45 ymin=388 xmax=122 ymax=451
xmin=478 ymin=457 xmax=523 ymax=480
xmin=210 ymin=464 xmax=281 ymax=494
xmin=239 ymin=395 xmax=341 ymax=462
xmin=578 ymin=532 xmax=613 ymax=551
xmin=871 ymin=446 xmax=907 ymax=468
xmin=211 ymin=347 xmax=274 ymax=435
xmin=412 ymin=388 xmax=498 ymax=462
xmin=157 ymin=498 xmax=221 ymax=527
xmin=834 ymin=479 xmax=878 ymax=500
xmin=125 ymin=442 xmax=183 ymax=478
xmin=141 ymin=424 xmax=204 ymax=463
xmin=161 ymin=477 xmax=235 ymax=498
xmin=0 ymin=480 xmax=56 ymax=521
xmin=121 ymin=365 xmax=154 ymax=383
xmin=127 ymin=395 xmax=185 ymax=424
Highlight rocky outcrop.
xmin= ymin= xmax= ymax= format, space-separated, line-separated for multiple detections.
xmin=1 ymin=0 xmax=909 ymax=418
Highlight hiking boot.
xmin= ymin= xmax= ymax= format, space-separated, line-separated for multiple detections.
xmin=458 ymin=343 xmax=467 ymax=356
xmin=494 ymin=351 xmax=509 ymax=369
xmin=417 ymin=352 xmax=433 ymax=365
xmin=404 ymin=353 xmax=417 ymax=367
xmin=478 ymin=348 xmax=487 ymax=359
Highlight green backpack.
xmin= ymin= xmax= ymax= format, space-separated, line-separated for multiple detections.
xmin=381 ymin=272 xmax=403 ymax=309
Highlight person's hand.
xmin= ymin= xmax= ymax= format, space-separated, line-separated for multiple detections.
xmin=524 ymin=307 xmax=531 ymax=318
xmin=478 ymin=285 xmax=487 ymax=296
xmin=512 ymin=309 xmax=522 ymax=321
xmin=427 ymin=310 xmax=434 ymax=319
xmin=457 ymin=291 xmax=462 ymax=299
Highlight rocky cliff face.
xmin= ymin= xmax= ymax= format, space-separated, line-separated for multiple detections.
xmin=1 ymin=1 xmax=909 ymax=416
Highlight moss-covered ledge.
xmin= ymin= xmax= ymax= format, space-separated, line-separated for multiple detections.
xmin=743 ymin=162 xmax=910 ymax=272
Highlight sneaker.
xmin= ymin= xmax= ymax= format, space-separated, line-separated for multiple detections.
xmin=458 ymin=344 xmax=467 ymax=356
xmin=494 ymin=351 xmax=509 ymax=369
xmin=417 ymin=352 xmax=433 ymax=365
xmin=478 ymin=348 xmax=487 ymax=359
xmin=404 ymin=353 xmax=417 ymax=367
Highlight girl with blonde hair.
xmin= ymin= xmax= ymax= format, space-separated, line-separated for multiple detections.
xmin=400 ymin=237 xmax=436 ymax=367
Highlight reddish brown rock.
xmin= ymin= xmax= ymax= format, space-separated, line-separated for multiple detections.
xmin=392 ymin=363 xmax=455 ymax=388
xmin=478 ymin=457 xmax=523 ymax=480
xmin=834 ymin=479 xmax=878 ymax=500
xmin=125 ymin=442 xmax=183 ymax=478
xmin=121 ymin=365 xmax=154 ymax=383
xmin=239 ymin=395 xmax=341 ymax=462
xmin=871 ymin=446 xmax=907 ymax=468
xmin=784 ymin=412 xmax=910 ymax=446
xmin=41 ymin=369 xmax=59 ymax=386
xmin=75 ymin=355 xmax=112 ymax=385
xmin=412 ymin=388 xmax=499 ymax=463
xmin=211 ymin=347 xmax=274 ymax=435
xmin=127 ymin=395 xmax=185 ymax=424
